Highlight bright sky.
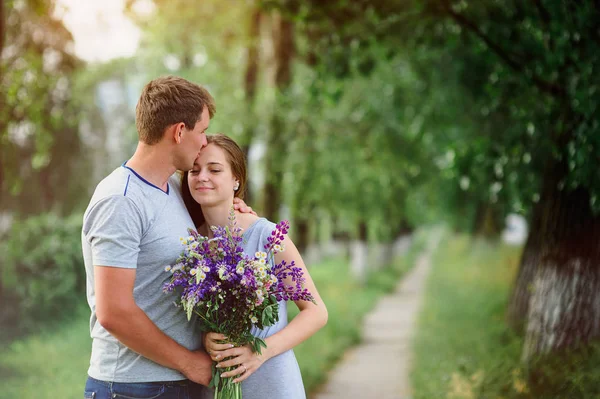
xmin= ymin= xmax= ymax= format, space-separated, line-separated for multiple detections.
xmin=54 ymin=0 xmax=152 ymax=62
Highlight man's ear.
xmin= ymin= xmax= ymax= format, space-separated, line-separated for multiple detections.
xmin=172 ymin=123 xmax=186 ymax=144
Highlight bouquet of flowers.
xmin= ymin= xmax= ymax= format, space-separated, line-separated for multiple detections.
xmin=163 ymin=210 xmax=314 ymax=399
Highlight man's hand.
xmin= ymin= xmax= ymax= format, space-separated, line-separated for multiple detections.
xmin=233 ymin=197 xmax=257 ymax=216
xmin=179 ymin=350 xmax=213 ymax=386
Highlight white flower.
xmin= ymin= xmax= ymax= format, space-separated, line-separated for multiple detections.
xmin=171 ymin=264 xmax=183 ymax=272
xmin=190 ymin=268 xmax=197 ymax=276
xmin=218 ymin=265 xmax=227 ymax=280
xmin=250 ymin=316 xmax=258 ymax=323
xmin=164 ymin=265 xmax=172 ymax=272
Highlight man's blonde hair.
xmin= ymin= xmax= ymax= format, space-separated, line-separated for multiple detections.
xmin=135 ymin=75 xmax=216 ymax=144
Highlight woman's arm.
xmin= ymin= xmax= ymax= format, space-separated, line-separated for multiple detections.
xmin=206 ymin=235 xmax=328 ymax=382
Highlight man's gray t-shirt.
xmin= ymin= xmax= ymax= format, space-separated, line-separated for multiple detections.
xmin=82 ymin=164 xmax=201 ymax=382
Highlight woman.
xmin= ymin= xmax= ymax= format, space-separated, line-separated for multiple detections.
xmin=181 ymin=133 xmax=328 ymax=398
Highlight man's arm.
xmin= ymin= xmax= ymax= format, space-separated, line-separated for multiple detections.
xmin=95 ymin=266 xmax=212 ymax=385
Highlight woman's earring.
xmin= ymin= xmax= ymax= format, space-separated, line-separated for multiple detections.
xmin=234 ymin=182 xmax=240 ymax=191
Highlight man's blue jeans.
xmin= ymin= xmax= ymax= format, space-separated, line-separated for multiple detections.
xmin=84 ymin=376 xmax=209 ymax=399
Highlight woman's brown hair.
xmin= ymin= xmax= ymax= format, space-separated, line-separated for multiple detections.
xmin=181 ymin=133 xmax=248 ymax=228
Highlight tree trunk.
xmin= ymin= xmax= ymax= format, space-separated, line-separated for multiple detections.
xmin=263 ymin=114 xmax=284 ymax=221
xmin=296 ymin=217 xmax=310 ymax=254
xmin=263 ymin=13 xmax=294 ymax=221
xmin=241 ymin=6 xmax=261 ymax=205
xmin=0 ymin=0 xmax=5 ymax=200
xmin=473 ymin=201 xmax=501 ymax=238
xmin=0 ymin=0 xmax=5 ymax=57
xmin=506 ymin=201 xmax=543 ymax=333
xmin=522 ymin=162 xmax=600 ymax=362
xmin=351 ymin=221 xmax=369 ymax=283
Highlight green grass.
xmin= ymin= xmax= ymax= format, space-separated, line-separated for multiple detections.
xmin=0 ymin=236 xmax=423 ymax=399
xmin=412 ymin=235 xmax=600 ymax=399
xmin=0 ymin=304 xmax=91 ymax=399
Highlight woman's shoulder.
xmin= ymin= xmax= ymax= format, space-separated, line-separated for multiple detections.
xmin=236 ymin=213 xmax=276 ymax=235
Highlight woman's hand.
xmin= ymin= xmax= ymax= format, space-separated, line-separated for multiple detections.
xmin=215 ymin=343 xmax=266 ymax=383
xmin=203 ymin=332 xmax=267 ymax=382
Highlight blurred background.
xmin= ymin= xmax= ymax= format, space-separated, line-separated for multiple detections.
xmin=1 ymin=0 xmax=599 ymax=398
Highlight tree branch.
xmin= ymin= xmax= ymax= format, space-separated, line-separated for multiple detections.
xmin=533 ymin=0 xmax=551 ymax=27
xmin=244 ymin=7 xmax=261 ymax=101
xmin=443 ymin=3 xmax=565 ymax=98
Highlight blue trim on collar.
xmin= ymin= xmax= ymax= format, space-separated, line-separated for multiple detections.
xmin=121 ymin=161 xmax=170 ymax=195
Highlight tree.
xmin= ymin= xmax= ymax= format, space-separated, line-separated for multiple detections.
xmin=1 ymin=0 xmax=87 ymax=215
xmin=262 ymin=12 xmax=294 ymax=221
xmin=419 ymin=0 xmax=600 ymax=360
xmin=266 ymin=0 xmax=600 ymax=361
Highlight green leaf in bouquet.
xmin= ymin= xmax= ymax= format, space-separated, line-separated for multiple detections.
xmin=250 ymin=337 xmax=267 ymax=355
xmin=261 ymin=308 xmax=268 ymax=326
xmin=209 ymin=362 xmax=220 ymax=388
xmin=186 ymin=296 xmax=195 ymax=321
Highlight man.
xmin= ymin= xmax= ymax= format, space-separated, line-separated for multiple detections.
xmin=82 ymin=76 xmax=252 ymax=398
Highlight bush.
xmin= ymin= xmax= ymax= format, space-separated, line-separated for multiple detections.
xmin=0 ymin=213 xmax=85 ymax=338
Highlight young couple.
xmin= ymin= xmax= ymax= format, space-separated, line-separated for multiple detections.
xmin=82 ymin=76 xmax=328 ymax=399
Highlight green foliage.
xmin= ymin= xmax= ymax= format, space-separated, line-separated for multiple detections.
xmin=273 ymin=47 xmax=431 ymax=239
xmin=125 ymin=0 xmax=252 ymax=143
xmin=0 ymin=213 xmax=85 ymax=338
xmin=265 ymin=0 xmax=600 ymax=236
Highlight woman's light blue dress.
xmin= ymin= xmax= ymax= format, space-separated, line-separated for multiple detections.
xmin=239 ymin=218 xmax=306 ymax=399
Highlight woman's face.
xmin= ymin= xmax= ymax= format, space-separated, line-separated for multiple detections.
xmin=187 ymin=143 xmax=238 ymax=207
